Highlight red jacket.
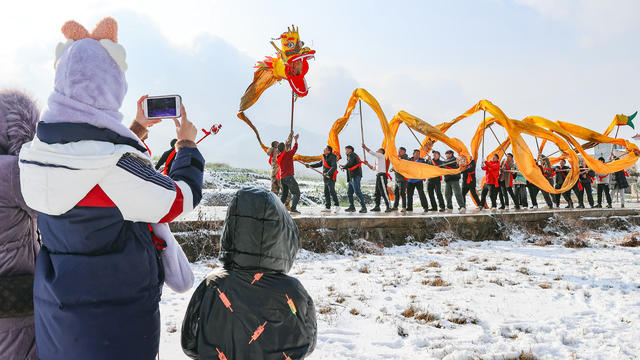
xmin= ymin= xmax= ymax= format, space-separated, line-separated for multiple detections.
xmin=482 ymin=160 xmax=500 ymax=186
xmin=277 ymin=142 xmax=298 ymax=179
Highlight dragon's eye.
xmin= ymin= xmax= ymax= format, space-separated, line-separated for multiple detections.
xmin=287 ymin=42 xmax=295 ymax=49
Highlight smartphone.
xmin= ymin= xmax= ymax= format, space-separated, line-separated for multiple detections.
xmin=143 ymin=95 xmax=182 ymax=119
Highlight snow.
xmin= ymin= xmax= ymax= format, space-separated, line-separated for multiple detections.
xmin=159 ymin=230 xmax=640 ymax=360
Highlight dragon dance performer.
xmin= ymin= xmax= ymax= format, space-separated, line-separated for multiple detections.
xmin=363 ymin=144 xmax=393 ymax=213
xmin=340 ymin=145 xmax=367 ymax=213
xmin=573 ymin=158 xmax=596 ymax=208
xmin=391 ymin=147 xmax=410 ymax=211
xmin=513 ymin=165 xmax=529 ymax=209
xmin=553 ymin=159 xmax=574 ymax=208
xmin=479 ymin=154 xmax=501 ymax=209
xmin=277 ymin=134 xmax=301 ymax=214
xmin=443 ymin=150 xmax=465 ymax=212
xmin=461 ymin=159 xmax=481 ymax=209
xmin=406 ymin=149 xmax=429 ymax=212
xmin=529 ymin=156 xmax=555 ymax=209
xmin=307 ymin=145 xmax=340 ymax=212
xmin=426 ymin=151 xmax=446 ymax=212
xmin=610 ymin=156 xmax=630 ymax=208
xmin=499 ymin=153 xmax=521 ymax=210
xmin=595 ymin=157 xmax=612 ymax=208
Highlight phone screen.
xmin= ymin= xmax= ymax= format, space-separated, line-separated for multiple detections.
xmin=147 ymin=97 xmax=177 ymax=118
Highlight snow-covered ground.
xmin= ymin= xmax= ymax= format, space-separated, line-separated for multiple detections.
xmin=158 ymin=228 xmax=640 ymax=359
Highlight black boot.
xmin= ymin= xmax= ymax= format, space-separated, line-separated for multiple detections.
xmin=345 ymin=206 xmax=356 ymax=212
xmin=359 ymin=207 xmax=368 ymax=213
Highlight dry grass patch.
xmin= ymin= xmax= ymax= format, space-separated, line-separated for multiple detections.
xmin=517 ymin=267 xmax=530 ymax=275
xmin=455 ymin=265 xmax=468 ymax=271
xmin=335 ymin=296 xmax=346 ymax=304
xmin=422 ymin=277 xmax=450 ymax=287
xmin=349 ymin=308 xmax=360 ymax=316
xmin=413 ymin=266 xmax=426 ymax=272
xmin=483 ymin=266 xmax=498 ymax=271
xmin=401 ymin=305 xmax=417 ymax=318
xmin=507 ymin=350 xmax=538 ymax=360
xmin=317 ymin=305 xmax=335 ymax=315
xmin=415 ymin=311 xmax=438 ymax=322
xmin=621 ymin=233 xmax=640 ymax=247
xmin=358 ymin=265 xmax=371 ymax=274
xmin=448 ymin=316 xmax=478 ymax=325
xmin=564 ymin=237 xmax=588 ymax=248
xmin=539 ymin=283 xmax=552 ymax=289
xmin=427 ymin=261 xmax=441 ymax=268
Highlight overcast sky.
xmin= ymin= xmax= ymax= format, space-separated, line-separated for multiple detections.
xmin=1 ymin=0 xmax=638 ymax=172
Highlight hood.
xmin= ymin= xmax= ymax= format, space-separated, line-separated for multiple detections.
xmin=0 ymin=89 xmax=40 ymax=155
xmin=40 ymin=18 xmax=143 ymax=148
xmin=219 ymin=187 xmax=299 ymax=273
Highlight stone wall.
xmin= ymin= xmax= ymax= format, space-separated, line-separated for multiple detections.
xmin=170 ymin=209 xmax=640 ymax=261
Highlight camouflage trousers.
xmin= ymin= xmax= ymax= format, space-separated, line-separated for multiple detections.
xmin=271 ymin=175 xmax=290 ymax=207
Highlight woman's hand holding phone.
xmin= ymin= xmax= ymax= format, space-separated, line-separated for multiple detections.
xmin=135 ymin=95 xmax=162 ymax=128
xmin=174 ymin=104 xmax=197 ymax=143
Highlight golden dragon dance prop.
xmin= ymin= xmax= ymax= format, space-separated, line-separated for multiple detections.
xmin=237 ymin=25 xmax=320 ymax=163
xmin=325 ymin=89 xmax=639 ymax=194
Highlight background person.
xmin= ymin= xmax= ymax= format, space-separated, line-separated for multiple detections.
xmin=340 ymin=145 xmax=367 ymax=213
xmin=307 ymin=145 xmax=340 ymax=212
xmin=406 ymin=149 xmax=429 ymax=212
xmin=499 ymin=153 xmax=520 ymax=210
xmin=363 ymin=144 xmax=392 ymax=212
xmin=155 ymin=138 xmax=177 ymax=170
xmin=426 ymin=151 xmax=446 ymax=212
xmin=443 ymin=150 xmax=464 ymax=211
xmin=277 ymin=134 xmax=301 ymax=214
xmin=0 ymin=89 xmax=40 ymax=360
xmin=461 ymin=159 xmax=481 ymax=209
xmin=391 ymin=147 xmax=409 ymax=211
xmin=479 ymin=154 xmax=500 ymax=209
xmin=595 ymin=157 xmax=612 ymax=208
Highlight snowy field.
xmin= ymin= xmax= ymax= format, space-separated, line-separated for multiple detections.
xmin=159 ymin=229 xmax=640 ymax=360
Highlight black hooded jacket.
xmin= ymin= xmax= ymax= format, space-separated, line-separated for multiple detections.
xmin=182 ymin=187 xmax=317 ymax=360
xmin=309 ymin=153 xmax=338 ymax=180
xmin=344 ymin=151 xmax=363 ymax=180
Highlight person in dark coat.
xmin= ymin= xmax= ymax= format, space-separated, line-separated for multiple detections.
xmin=461 ymin=159 xmax=481 ymax=209
xmin=340 ymin=145 xmax=367 ymax=213
xmin=155 ymin=138 xmax=177 ymax=170
xmin=611 ymin=161 xmax=630 ymax=208
xmin=553 ymin=159 xmax=574 ymax=208
xmin=391 ymin=147 xmax=410 ymax=211
xmin=573 ymin=159 xmax=595 ymax=208
xmin=307 ymin=145 xmax=339 ymax=211
xmin=406 ymin=149 xmax=429 ymax=212
xmin=499 ymin=153 xmax=520 ymax=210
xmin=529 ymin=156 xmax=555 ymax=209
xmin=181 ymin=187 xmax=317 ymax=360
xmin=442 ymin=150 xmax=464 ymax=211
xmin=595 ymin=157 xmax=612 ymax=208
xmin=426 ymin=151 xmax=446 ymax=212
xmin=0 ymin=89 xmax=40 ymax=360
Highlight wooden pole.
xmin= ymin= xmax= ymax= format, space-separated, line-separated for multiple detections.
xmin=488 ymin=125 xmax=508 ymax=157
xmin=359 ymin=100 xmax=366 ymax=162
xmin=609 ymin=126 xmax=620 ymax=160
xmin=407 ymin=126 xmax=424 ymax=149
xmin=290 ymin=91 xmax=295 ymax=132
xmin=482 ymin=110 xmax=486 ymax=162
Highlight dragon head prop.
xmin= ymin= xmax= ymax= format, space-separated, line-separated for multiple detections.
xmin=257 ymin=25 xmax=315 ymax=97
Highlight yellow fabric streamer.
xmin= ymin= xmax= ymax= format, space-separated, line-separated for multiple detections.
xmin=325 ymin=89 xmax=639 ymax=194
